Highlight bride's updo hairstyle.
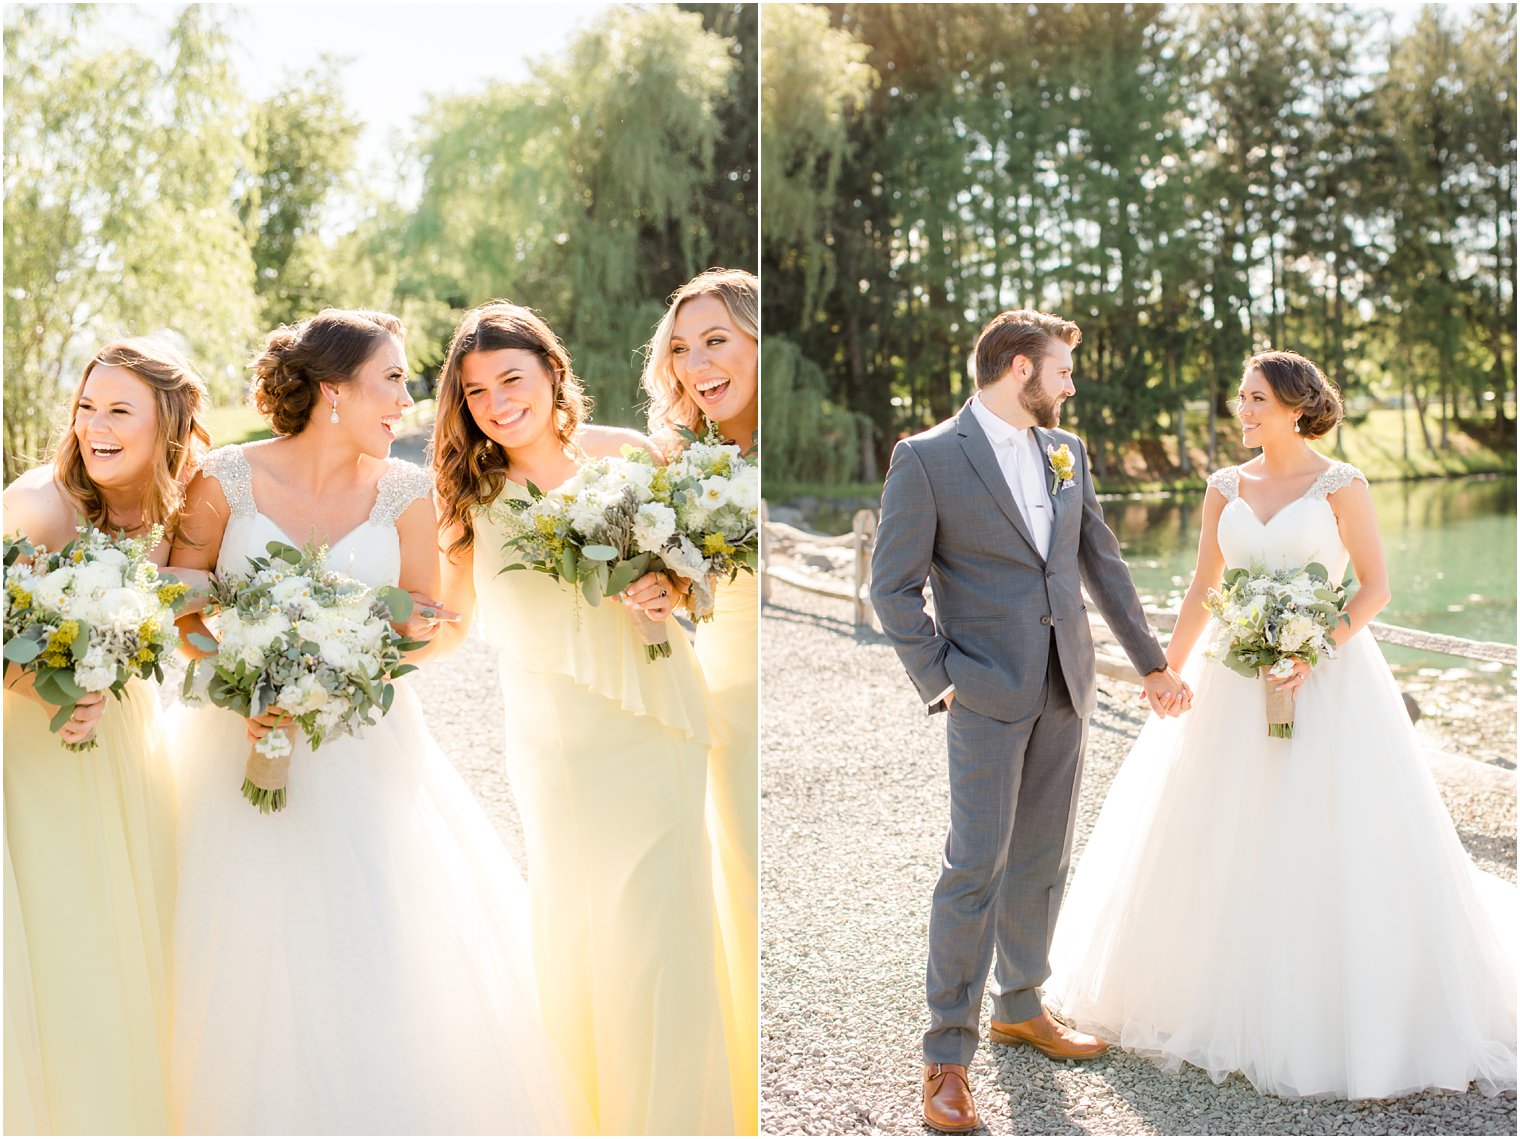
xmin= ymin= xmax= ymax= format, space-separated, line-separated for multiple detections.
xmin=1244 ymin=350 xmax=1344 ymax=439
xmin=431 ymin=301 xmax=589 ymax=557
xmin=250 ymin=309 xmax=405 ymax=437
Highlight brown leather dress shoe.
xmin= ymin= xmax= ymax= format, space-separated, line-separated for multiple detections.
xmin=922 ymin=1062 xmax=978 ymax=1133
xmin=988 ymin=1010 xmax=1108 ymax=1060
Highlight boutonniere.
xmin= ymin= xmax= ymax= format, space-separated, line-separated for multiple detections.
xmin=1046 ymin=443 xmax=1076 ymax=494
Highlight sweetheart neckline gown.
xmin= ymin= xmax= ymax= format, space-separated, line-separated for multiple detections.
xmin=1045 ymin=461 xmax=1516 ymax=1100
xmin=168 ymin=445 xmax=573 ymax=1134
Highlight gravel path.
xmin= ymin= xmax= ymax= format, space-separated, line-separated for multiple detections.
xmin=760 ymin=584 xmax=1517 ymax=1137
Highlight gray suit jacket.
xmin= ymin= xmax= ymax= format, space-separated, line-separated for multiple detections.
xmin=870 ymin=398 xmax=1167 ymax=722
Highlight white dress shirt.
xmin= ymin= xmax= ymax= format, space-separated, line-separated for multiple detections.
xmin=968 ymin=393 xmax=1053 ymax=559
xmin=929 ymin=395 xmax=1054 ymax=708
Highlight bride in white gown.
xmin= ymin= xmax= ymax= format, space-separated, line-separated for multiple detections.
xmin=1045 ymin=350 xmax=1516 ymax=1101
xmin=168 ymin=310 xmax=573 ymax=1134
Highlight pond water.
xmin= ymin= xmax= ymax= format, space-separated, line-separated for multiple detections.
xmin=1103 ymin=475 xmax=1517 ymax=680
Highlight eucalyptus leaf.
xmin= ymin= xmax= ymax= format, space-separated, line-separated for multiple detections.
xmin=376 ymin=586 xmax=414 ymax=623
xmin=581 ymin=572 xmax=603 ymax=606
xmin=48 ymin=701 xmax=75 ymax=734
xmin=605 ymin=558 xmax=644 ymax=597
xmin=3 ymin=636 xmax=41 ymax=664
xmin=188 ymin=632 xmax=220 ymax=653
xmin=582 ymin=544 xmax=618 ymax=562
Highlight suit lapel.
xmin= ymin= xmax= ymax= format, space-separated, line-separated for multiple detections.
xmin=956 ymin=401 xmax=1043 ymax=561
xmin=1034 ymin=427 xmax=1071 ymax=543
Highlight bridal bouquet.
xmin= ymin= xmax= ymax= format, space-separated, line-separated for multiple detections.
xmin=492 ymin=449 xmax=713 ymax=660
xmin=660 ymin=430 xmax=760 ymax=623
xmin=1204 ymin=561 xmax=1350 ymax=738
xmin=3 ymin=526 xmax=188 ymax=750
xmin=183 ymin=541 xmax=421 ymax=812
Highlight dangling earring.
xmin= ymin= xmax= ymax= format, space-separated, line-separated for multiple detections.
xmin=329 ymin=400 xmax=340 ymax=425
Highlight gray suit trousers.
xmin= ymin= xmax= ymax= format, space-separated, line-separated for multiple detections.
xmin=923 ymin=635 xmax=1088 ymax=1066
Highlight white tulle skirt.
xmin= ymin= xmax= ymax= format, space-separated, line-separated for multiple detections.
xmin=167 ymin=681 xmax=576 ymax=1134
xmin=1046 ymin=629 xmax=1517 ymax=1100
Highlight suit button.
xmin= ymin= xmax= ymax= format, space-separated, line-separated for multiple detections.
xmin=1040 ymin=616 xmax=1052 ymax=625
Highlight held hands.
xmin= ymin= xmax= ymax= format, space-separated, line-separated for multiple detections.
xmin=395 ymin=592 xmax=461 ymax=642
xmin=1139 ymin=667 xmax=1192 ymax=718
xmin=619 ymin=571 xmax=684 ymax=623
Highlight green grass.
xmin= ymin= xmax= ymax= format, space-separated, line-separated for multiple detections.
xmin=200 ymin=398 xmax=437 ymax=448
xmin=765 ymin=406 xmax=1515 ymax=504
xmin=204 ymin=404 xmax=272 ymax=446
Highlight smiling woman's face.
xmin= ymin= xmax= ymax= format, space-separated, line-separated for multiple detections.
xmin=670 ymin=293 xmax=758 ymax=428
xmin=459 ymin=347 xmax=557 ymax=452
xmin=1235 ymin=366 xmax=1296 ymax=448
xmin=73 ymin=364 xmax=160 ymax=491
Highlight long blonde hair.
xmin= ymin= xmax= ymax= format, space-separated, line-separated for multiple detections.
xmin=431 ymin=301 xmax=589 ymax=557
xmin=53 ymin=338 xmax=211 ymax=535
xmin=640 ymin=268 xmax=758 ymax=444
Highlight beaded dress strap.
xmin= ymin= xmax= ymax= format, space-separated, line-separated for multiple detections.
xmin=1305 ymin=461 xmax=1367 ymax=500
xmin=1206 ymin=466 xmax=1240 ymax=502
xmin=198 ymin=446 xmax=256 ymax=519
xmin=369 ymin=461 xmax=434 ymax=527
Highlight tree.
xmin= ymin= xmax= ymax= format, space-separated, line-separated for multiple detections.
xmin=4 ymin=5 xmax=257 ymax=481
xmin=239 ymin=66 xmax=363 ymax=330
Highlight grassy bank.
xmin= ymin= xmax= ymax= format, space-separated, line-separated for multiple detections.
xmin=202 ymin=398 xmax=438 ymax=449
xmin=765 ymin=407 xmax=1516 ymax=503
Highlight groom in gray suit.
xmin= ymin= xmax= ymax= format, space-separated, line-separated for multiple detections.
xmin=870 ymin=309 xmax=1191 ymax=1133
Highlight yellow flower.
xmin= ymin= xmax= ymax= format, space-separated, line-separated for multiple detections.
xmin=1047 ymin=443 xmax=1075 ymax=481
xmin=702 ymin=532 xmax=734 ymax=556
xmin=1046 ymin=443 xmax=1076 ymax=492
xmin=138 ymin=618 xmax=161 ymax=643
xmin=133 ymin=646 xmax=156 ymax=667
xmin=7 ymin=582 xmax=32 ymax=609
xmin=47 ymin=620 xmax=80 ymax=654
xmin=156 ymin=581 xmax=189 ymax=607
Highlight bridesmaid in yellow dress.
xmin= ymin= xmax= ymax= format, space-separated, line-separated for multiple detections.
xmin=642 ymin=268 xmax=760 ymax=1133
xmin=2 ymin=339 xmax=211 ymax=1135
xmin=429 ymin=301 xmax=733 ymax=1135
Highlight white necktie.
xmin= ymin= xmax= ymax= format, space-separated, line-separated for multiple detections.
xmin=1003 ymin=432 xmax=1051 ymax=559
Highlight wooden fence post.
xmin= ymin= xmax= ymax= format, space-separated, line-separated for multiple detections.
xmin=852 ymin=508 xmax=877 ymax=630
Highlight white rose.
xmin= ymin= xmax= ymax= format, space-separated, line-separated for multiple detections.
xmin=316 ymin=638 xmax=355 ymax=674
xmin=101 ymin=587 xmax=152 ymax=629
xmin=30 ymin=570 xmax=71 ymax=612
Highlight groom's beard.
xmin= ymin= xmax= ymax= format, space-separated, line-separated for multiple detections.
xmin=1019 ymin=375 xmax=1063 ymax=429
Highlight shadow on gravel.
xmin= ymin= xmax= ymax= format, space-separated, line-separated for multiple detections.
xmin=762 ymin=599 xmax=893 ymax=646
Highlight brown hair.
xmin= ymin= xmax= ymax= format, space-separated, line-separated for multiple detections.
xmin=431 ymin=301 xmax=589 ymax=557
xmin=54 ymin=338 xmax=211 ymax=535
xmin=972 ymin=309 xmax=1082 ymax=389
xmin=1244 ymin=350 xmax=1344 ymax=439
xmin=641 ymin=267 xmax=759 ymax=443
xmin=249 ymin=308 xmax=405 ymax=436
